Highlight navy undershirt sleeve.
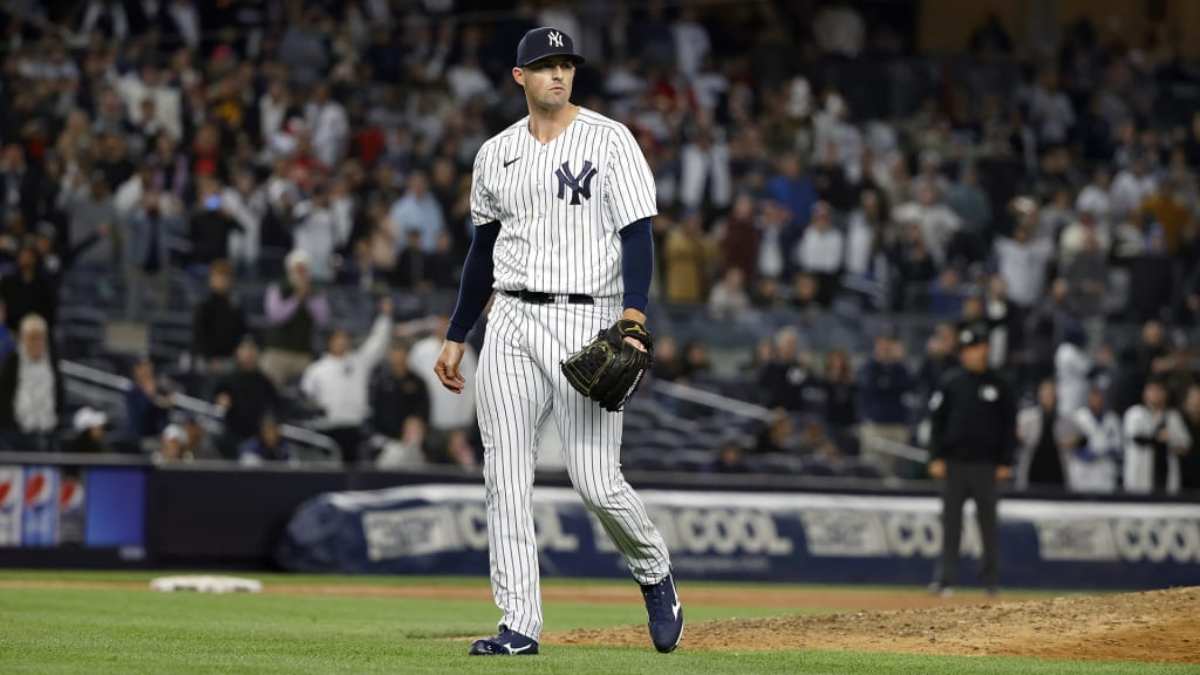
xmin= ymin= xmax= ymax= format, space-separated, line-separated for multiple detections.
xmin=619 ymin=217 xmax=653 ymax=312
xmin=446 ymin=220 xmax=500 ymax=342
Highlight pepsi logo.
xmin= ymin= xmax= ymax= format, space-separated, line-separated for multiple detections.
xmin=59 ymin=480 xmax=78 ymax=506
xmin=24 ymin=473 xmax=45 ymax=505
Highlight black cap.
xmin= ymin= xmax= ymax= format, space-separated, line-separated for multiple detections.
xmin=516 ymin=27 xmax=584 ymax=67
xmin=957 ymin=322 xmax=990 ymax=348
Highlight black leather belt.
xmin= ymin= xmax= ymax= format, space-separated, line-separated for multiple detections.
xmin=502 ymin=289 xmax=594 ymax=305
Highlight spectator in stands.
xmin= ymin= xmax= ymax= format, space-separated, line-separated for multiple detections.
xmin=1123 ymin=378 xmax=1191 ymax=494
xmin=68 ymin=407 xmax=111 ymax=454
xmin=391 ymin=229 xmax=434 ymax=291
xmin=238 ymin=416 xmax=296 ymax=466
xmin=261 ymin=249 xmax=330 ymax=388
xmin=215 ymin=338 xmax=277 ymax=457
xmin=995 ymin=218 xmax=1055 ymax=311
xmin=0 ymin=315 xmax=62 ymax=451
xmin=1110 ymin=154 xmax=1156 ymax=221
xmin=824 ymin=349 xmax=858 ymax=434
xmin=59 ymin=171 xmax=119 ymax=270
xmin=300 ymin=297 xmax=393 ymax=464
xmin=292 ymin=184 xmax=352 ymax=282
xmin=651 ymin=335 xmax=685 ymax=382
xmin=716 ymin=193 xmax=760 ymax=280
xmin=408 ymin=316 xmax=477 ymax=436
xmin=0 ymin=303 xmax=14 ymax=361
xmin=1059 ymin=222 xmax=1108 ymax=319
xmin=153 ymin=423 xmax=190 ymax=463
xmin=1071 ymin=383 xmax=1123 ymax=493
xmin=375 ymin=416 xmax=429 ymax=469
xmin=663 ymin=210 xmax=714 ymax=304
xmin=1181 ymin=385 xmax=1200 ymax=492
xmin=180 ymin=415 xmax=219 ymax=460
xmin=1 ymin=245 xmax=58 ymax=333
xmin=795 ymin=201 xmax=843 ymax=306
xmin=191 ymin=260 xmax=247 ymax=373
xmin=857 ymin=332 xmax=914 ymax=473
xmin=681 ymin=340 xmax=711 ymax=382
xmin=387 ymin=170 xmax=444 ymax=253
xmin=124 ymin=188 xmax=179 ymax=319
xmin=1016 ymin=379 xmax=1079 ymax=491
xmin=754 ymin=409 xmax=801 ymax=455
xmin=916 ymin=322 xmax=957 ymax=397
xmin=1054 ymin=324 xmax=1091 ymax=416
xmin=765 ymin=153 xmax=817 ymax=230
xmin=758 ymin=327 xmax=826 ymax=413
xmin=709 ymin=438 xmax=750 ymax=474
xmin=370 ymin=342 xmax=431 ymax=438
xmin=707 ymin=267 xmax=751 ymax=321
xmin=441 ymin=429 xmax=479 ymax=469
xmin=125 ymin=358 xmax=172 ymax=442
xmin=188 ymin=176 xmax=242 ymax=270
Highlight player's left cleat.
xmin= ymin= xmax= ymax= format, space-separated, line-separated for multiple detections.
xmin=640 ymin=573 xmax=684 ymax=653
xmin=468 ymin=625 xmax=539 ymax=656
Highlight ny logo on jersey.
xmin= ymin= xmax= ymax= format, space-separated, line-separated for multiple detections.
xmin=555 ymin=160 xmax=597 ymax=205
xmin=548 ymin=31 xmax=563 ymax=47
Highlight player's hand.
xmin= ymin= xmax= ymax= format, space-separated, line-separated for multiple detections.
xmin=624 ymin=336 xmax=647 ymax=352
xmin=995 ymin=465 xmax=1013 ymax=481
xmin=434 ymin=340 xmax=466 ymax=394
xmin=928 ymin=459 xmax=946 ymax=480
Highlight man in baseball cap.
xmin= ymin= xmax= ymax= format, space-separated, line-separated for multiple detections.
xmin=515 ymin=26 xmax=585 ymax=67
xmin=926 ymin=319 xmax=1016 ymax=597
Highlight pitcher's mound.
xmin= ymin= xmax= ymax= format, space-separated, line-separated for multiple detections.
xmin=553 ymin=587 xmax=1200 ymax=663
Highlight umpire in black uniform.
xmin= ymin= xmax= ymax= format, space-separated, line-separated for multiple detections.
xmin=927 ymin=322 xmax=1017 ymax=595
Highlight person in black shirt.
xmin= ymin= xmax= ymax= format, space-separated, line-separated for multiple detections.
xmin=1179 ymin=384 xmax=1200 ymax=492
xmin=1015 ymin=379 xmax=1078 ymax=491
xmin=370 ymin=342 xmax=430 ymax=439
xmin=214 ymin=338 xmax=278 ymax=458
xmin=192 ymin=260 xmax=248 ymax=372
xmin=927 ymin=322 xmax=1017 ymax=596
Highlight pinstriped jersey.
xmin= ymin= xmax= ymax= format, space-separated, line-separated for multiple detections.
xmin=470 ymin=107 xmax=657 ymax=297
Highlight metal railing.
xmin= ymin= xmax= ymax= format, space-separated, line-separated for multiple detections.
xmin=59 ymin=360 xmax=341 ymax=461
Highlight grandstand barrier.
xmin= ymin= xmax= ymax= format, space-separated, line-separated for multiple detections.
xmin=277 ymin=484 xmax=1200 ymax=590
xmin=2 ymin=452 xmax=1198 ymax=588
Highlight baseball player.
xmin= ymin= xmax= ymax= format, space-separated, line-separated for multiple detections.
xmin=433 ymin=27 xmax=682 ymax=656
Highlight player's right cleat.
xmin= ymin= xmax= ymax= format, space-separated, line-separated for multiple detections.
xmin=468 ymin=625 xmax=539 ymax=656
xmin=640 ymin=574 xmax=684 ymax=653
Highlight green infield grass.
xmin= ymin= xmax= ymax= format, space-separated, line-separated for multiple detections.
xmin=0 ymin=570 xmax=1191 ymax=674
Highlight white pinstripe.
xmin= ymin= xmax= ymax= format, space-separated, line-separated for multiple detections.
xmin=471 ymin=108 xmax=670 ymax=640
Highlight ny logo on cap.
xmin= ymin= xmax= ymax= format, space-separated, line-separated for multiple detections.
xmin=548 ymin=31 xmax=563 ymax=47
xmin=555 ymin=160 xmax=597 ymax=205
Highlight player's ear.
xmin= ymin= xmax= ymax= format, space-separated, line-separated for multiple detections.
xmin=512 ymin=67 xmax=524 ymax=87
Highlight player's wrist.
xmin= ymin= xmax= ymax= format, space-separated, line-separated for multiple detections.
xmin=621 ymin=307 xmax=646 ymax=325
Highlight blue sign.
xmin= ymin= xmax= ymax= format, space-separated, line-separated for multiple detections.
xmin=277 ymin=485 xmax=1200 ymax=589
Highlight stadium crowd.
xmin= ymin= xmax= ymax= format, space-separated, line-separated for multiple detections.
xmin=0 ymin=1 xmax=1197 ymax=493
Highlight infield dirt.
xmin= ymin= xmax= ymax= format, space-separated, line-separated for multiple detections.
xmin=553 ymin=586 xmax=1200 ymax=663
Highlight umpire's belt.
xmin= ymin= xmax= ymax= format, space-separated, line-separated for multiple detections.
xmin=502 ymin=289 xmax=594 ymax=305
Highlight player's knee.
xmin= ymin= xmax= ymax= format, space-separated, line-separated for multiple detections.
xmin=574 ymin=481 xmax=624 ymax=512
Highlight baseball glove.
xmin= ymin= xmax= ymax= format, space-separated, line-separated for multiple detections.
xmin=561 ymin=319 xmax=653 ymax=412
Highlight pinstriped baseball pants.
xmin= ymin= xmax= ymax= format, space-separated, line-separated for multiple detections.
xmin=475 ymin=292 xmax=672 ymax=640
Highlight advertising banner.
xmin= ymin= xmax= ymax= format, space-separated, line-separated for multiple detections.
xmin=21 ymin=466 xmax=60 ymax=546
xmin=278 ymin=485 xmax=1200 ymax=589
xmin=0 ymin=466 xmax=22 ymax=546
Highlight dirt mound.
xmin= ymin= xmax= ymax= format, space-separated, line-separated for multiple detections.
xmin=552 ymin=587 xmax=1200 ymax=663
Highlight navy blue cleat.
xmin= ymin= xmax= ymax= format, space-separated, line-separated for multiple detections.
xmin=640 ymin=574 xmax=684 ymax=653
xmin=468 ymin=626 xmax=539 ymax=656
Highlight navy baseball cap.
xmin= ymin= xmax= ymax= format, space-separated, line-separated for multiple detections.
xmin=516 ymin=27 xmax=584 ymax=67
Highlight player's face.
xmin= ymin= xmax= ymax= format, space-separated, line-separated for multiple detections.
xmin=515 ymin=56 xmax=575 ymax=110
